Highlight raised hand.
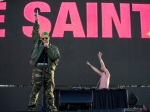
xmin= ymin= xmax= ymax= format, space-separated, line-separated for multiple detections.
xmin=86 ymin=61 xmax=91 ymax=66
xmin=35 ymin=10 xmax=39 ymax=21
xmin=97 ymin=51 xmax=102 ymax=60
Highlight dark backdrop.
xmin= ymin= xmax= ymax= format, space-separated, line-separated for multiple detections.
xmin=0 ymin=0 xmax=150 ymax=110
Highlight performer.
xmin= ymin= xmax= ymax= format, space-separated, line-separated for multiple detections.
xmin=27 ymin=11 xmax=60 ymax=112
xmin=87 ymin=52 xmax=110 ymax=89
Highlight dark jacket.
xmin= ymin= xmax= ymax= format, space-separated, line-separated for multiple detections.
xmin=30 ymin=21 xmax=60 ymax=70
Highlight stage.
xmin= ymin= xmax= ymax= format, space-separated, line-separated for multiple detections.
xmin=0 ymin=0 xmax=150 ymax=111
xmin=0 ymin=85 xmax=127 ymax=110
xmin=0 ymin=85 xmax=149 ymax=112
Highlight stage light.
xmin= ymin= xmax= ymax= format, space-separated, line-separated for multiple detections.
xmin=146 ymin=31 xmax=150 ymax=37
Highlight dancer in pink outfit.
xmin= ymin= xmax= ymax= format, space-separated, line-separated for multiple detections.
xmin=87 ymin=52 xmax=110 ymax=89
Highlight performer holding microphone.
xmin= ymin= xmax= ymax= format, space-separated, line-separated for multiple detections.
xmin=27 ymin=10 xmax=60 ymax=112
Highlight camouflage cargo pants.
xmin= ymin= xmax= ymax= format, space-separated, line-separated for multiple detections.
xmin=27 ymin=65 xmax=57 ymax=111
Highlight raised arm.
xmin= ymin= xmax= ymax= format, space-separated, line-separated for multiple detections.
xmin=32 ymin=10 xmax=40 ymax=44
xmin=97 ymin=52 xmax=110 ymax=75
xmin=86 ymin=61 xmax=102 ymax=76
xmin=97 ymin=52 xmax=105 ymax=67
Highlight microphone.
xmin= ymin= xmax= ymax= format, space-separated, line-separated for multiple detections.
xmin=43 ymin=42 xmax=49 ymax=49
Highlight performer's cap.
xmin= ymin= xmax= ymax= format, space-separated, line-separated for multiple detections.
xmin=41 ymin=32 xmax=50 ymax=38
